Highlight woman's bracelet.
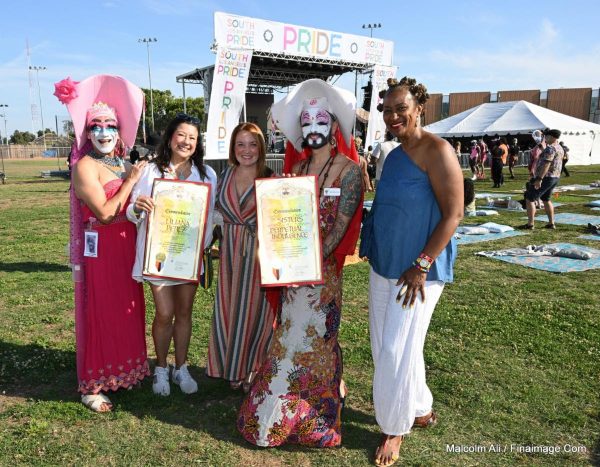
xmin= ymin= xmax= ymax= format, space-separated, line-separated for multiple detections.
xmin=413 ymin=252 xmax=434 ymax=273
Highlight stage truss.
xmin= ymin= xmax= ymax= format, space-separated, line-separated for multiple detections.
xmin=176 ymin=50 xmax=375 ymax=98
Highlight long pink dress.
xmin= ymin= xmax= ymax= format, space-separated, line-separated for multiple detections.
xmin=78 ymin=179 xmax=149 ymax=394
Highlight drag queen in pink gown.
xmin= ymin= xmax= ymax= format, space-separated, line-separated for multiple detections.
xmin=55 ymin=75 xmax=150 ymax=412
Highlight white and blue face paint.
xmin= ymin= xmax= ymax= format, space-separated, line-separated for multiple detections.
xmin=88 ymin=120 xmax=119 ymax=154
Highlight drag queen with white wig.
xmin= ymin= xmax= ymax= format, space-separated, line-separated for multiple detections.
xmin=237 ymin=79 xmax=363 ymax=447
xmin=55 ymin=75 xmax=150 ymax=412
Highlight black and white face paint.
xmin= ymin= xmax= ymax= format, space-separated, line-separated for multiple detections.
xmin=300 ymin=100 xmax=332 ymax=149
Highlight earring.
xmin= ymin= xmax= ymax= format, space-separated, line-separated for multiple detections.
xmin=330 ymin=137 xmax=337 ymax=157
xmin=416 ymin=114 xmax=421 ymax=128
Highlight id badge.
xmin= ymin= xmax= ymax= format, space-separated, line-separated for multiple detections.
xmin=324 ymin=187 xmax=341 ymax=197
xmin=84 ymin=231 xmax=98 ymax=258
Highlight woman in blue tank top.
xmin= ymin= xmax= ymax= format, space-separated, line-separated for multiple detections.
xmin=359 ymin=77 xmax=464 ymax=466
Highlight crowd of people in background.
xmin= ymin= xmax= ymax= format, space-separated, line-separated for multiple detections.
xmin=452 ymin=132 xmax=571 ymax=188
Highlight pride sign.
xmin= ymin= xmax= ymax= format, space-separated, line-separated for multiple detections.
xmin=215 ymin=12 xmax=393 ymax=66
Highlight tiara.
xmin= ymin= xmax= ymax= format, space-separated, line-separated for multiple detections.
xmin=86 ymin=102 xmax=118 ymax=125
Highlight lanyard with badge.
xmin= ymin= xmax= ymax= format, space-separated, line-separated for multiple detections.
xmin=324 ymin=187 xmax=341 ymax=197
xmin=84 ymin=218 xmax=98 ymax=258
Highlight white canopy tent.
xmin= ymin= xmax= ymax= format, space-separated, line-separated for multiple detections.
xmin=424 ymin=100 xmax=600 ymax=165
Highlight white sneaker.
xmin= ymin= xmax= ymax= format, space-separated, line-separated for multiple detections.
xmin=172 ymin=364 xmax=198 ymax=394
xmin=153 ymin=365 xmax=170 ymax=396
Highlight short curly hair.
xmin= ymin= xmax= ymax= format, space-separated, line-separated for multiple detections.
xmin=377 ymin=76 xmax=429 ymax=112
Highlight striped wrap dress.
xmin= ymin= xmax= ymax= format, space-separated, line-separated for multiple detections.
xmin=207 ymin=166 xmax=275 ymax=381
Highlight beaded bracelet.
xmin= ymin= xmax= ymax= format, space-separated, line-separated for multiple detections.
xmin=413 ymin=252 xmax=434 ymax=273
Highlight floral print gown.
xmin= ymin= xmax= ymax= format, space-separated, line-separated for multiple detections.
xmin=237 ymin=176 xmax=344 ymax=448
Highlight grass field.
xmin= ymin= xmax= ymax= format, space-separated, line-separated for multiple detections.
xmin=0 ymin=159 xmax=599 ymax=466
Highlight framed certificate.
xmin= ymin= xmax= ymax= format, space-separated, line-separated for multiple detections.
xmin=255 ymin=175 xmax=323 ymax=287
xmin=142 ymin=178 xmax=211 ymax=283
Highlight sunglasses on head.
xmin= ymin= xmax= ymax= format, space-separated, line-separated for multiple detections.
xmin=175 ymin=113 xmax=201 ymax=124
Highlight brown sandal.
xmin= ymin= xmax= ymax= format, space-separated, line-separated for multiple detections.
xmin=412 ymin=411 xmax=438 ymax=428
xmin=374 ymin=434 xmax=403 ymax=466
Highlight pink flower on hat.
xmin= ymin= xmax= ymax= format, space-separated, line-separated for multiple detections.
xmin=53 ymin=77 xmax=80 ymax=104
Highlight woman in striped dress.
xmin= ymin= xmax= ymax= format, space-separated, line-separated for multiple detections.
xmin=207 ymin=123 xmax=276 ymax=392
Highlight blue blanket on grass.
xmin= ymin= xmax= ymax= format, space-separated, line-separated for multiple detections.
xmin=456 ymin=230 xmax=527 ymax=245
xmin=531 ymin=213 xmax=600 ymax=226
xmin=477 ymin=242 xmax=600 ymax=273
xmin=579 ymin=234 xmax=600 ymax=241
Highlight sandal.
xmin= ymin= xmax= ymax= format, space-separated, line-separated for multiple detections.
xmin=242 ymin=371 xmax=256 ymax=394
xmin=544 ymin=223 xmax=556 ymax=230
xmin=413 ymin=411 xmax=438 ymax=429
xmin=81 ymin=393 xmax=113 ymax=413
xmin=374 ymin=434 xmax=403 ymax=466
xmin=340 ymin=379 xmax=348 ymax=415
xmin=230 ymin=380 xmax=243 ymax=390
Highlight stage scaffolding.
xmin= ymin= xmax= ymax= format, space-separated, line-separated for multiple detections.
xmin=176 ymin=50 xmax=374 ymax=110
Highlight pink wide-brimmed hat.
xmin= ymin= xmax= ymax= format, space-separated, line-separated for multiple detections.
xmin=54 ymin=74 xmax=144 ymax=150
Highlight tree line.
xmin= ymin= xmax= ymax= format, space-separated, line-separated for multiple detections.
xmin=2 ymin=88 xmax=205 ymax=145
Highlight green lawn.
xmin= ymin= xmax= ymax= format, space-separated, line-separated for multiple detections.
xmin=0 ymin=159 xmax=599 ymax=466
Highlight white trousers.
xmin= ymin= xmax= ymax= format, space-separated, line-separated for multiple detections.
xmin=369 ymin=267 xmax=444 ymax=436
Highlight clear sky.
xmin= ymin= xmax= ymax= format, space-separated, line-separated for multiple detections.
xmin=1 ymin=0 xmax=599 ymax=136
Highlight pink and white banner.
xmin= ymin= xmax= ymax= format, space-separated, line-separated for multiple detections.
xmin=214 ymin=12 xmax=394 ymax=66
xmin=205 ymin=46 xmax=253 ymax=160
xmin=365 ymin=65 xmax=397 ymax=151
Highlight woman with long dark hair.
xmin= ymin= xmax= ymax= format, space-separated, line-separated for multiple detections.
xmin=127 ymin=113 xmax=217 ymax=397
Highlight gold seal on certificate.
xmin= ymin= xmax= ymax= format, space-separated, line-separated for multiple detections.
xmin=142 ymin=179 xmax=211 ymax=282
xmin=255 ymin=175 xmax=323 ymax=286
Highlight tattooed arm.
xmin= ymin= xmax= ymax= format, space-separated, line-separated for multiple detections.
xmin=322 ymin=162 xmax=363 ymax=258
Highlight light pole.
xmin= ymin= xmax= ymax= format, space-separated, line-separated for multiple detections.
xmin=0 ymin=114 xmax=5 ymax=175
xmin=138 ymin=37 xmax=158 ymax=132
xmin=0 ymin=104 xmax=10 ymax=167
xmin=362 ymin=23 xmax=382 ymax=38
xmin=29 ymin=65 xmax=47 ymax=149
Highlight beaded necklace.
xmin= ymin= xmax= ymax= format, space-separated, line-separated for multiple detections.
xmin=87 ymin=152 xmax=125 ymax=177
xmin=305 ymin=153 xmax=336 ymax=197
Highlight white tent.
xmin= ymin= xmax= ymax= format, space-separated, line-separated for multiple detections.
xmin=424 ymin=100 xmax=600 ymax=165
